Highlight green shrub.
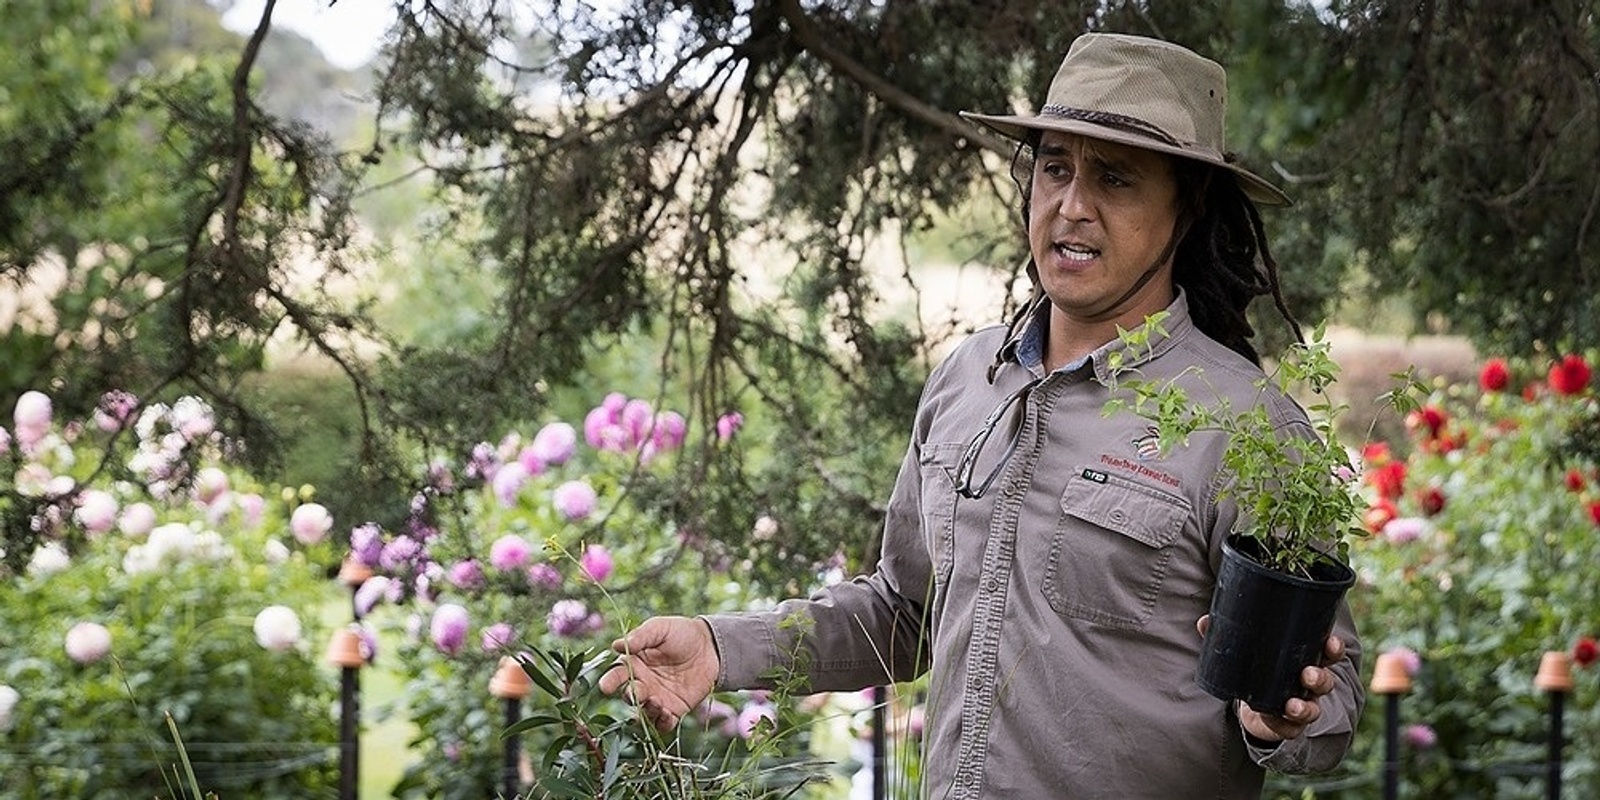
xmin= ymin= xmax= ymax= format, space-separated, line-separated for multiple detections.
xmin=349 ymin=392 xmax=845 ymax=798
xmin=0 ymin=392 xmax=342 ymax=798
xmin=1267 ymin=351 xmax=1600 ymax=799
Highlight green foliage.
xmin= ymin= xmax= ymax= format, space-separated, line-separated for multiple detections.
xmin=164 ymin=711 xmax=217 ymax=800
xmin=1265 ymin=1 xmax=1600 ymax=351
xmin=498 ymin=646 xmax=829 ymax=799
xmin=0 ymin=397 xmax=341 ymax=798
xmin=1106 ymin=313 xmax=1421 ymax=574
xmin=355 ymin=392 xmax=849 ymax=797
xmin=238 ymin=359 xmax=411 ymax=532
xmin=1 ymin=0 xmax=385 ymax=509
xmin=1267 ymin=351 xmax=1600 ymax=799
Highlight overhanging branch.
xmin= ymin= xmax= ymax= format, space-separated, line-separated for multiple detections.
xmin=774 ymin=0 xmax=1010 ymax=157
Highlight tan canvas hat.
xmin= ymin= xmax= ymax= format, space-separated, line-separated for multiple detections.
xmin=961 ymin=33 xmax=1290 ymax=206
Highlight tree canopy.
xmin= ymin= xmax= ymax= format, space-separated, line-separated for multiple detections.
xmin=4 ymin=0 xmax=1598 ymax=574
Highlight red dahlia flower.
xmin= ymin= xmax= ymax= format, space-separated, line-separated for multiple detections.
xmin=1406 ymin=406 xmax=1448 ymax=440
xmin=1549 ymin=354 xmax=1593 ymax=396
xmin=1568 ymin=469 xmax=1588 ymax=493
xmin=1575 ymin=636 xmax=1599 ymax=668
xmin=1479 ymin=358 xmax=1510 ymax=392
xmin=1364 ymin=499 xmax=1399 ymax=534
xmin=1367 ymin=462 xmax=1407 ymax=501
xmin=1362 ymin=442 xmax=1393 ymax=466
xmin=1589 ymin=501 xmax=1600 ymax=528
xmin=1419 ymin=486 xmax=1446 ymax=516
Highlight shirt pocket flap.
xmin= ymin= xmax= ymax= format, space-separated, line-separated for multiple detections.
xmin=1061 ymin=471 xmax=1189 ymax=549
xmin=918 ymin=441 xmax=967 ymax=487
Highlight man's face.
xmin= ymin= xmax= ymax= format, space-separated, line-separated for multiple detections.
xmin=1027 ymin=131 xmax=1181 ymax=325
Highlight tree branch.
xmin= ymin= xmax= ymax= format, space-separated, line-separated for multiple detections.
xmin=774 ymin=0 xmax=1010 ymax=157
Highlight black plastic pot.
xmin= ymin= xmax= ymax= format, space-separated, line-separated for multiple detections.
xmin=1196 ymin=534 xmax=1356 ymax=716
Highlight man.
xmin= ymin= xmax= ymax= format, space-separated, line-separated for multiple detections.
xmin=599 ymin=32 xmax=1362 ymax=798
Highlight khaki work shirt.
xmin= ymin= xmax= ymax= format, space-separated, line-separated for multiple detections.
xmin=706 ymin=293 xmax=1364 ymax=799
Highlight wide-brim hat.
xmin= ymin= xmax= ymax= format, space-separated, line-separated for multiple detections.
xmin=961 ymin=33 xmax=1290 ymax=207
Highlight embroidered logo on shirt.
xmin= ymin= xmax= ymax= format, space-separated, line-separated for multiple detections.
xmin=1132 ymin=426 xmax=1163 ymax=460
xmin=1081 ymin=468 xmax=1109 ymax=484
xmin=1098 ymin=454 xmax=1182 ymax=489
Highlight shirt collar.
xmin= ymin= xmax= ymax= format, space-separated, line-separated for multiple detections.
xmin=1007 ymin=290 xmax=1197 ymax=381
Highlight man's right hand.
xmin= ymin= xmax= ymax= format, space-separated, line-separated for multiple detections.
xmin=598 ymin=615 xmax=721 ymax=732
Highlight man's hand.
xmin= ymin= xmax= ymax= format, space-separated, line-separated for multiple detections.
xmin=1196 ymin=615 xmax=1344 ymax=743
xmin=598 ymin=615 xmax=721 ymax=732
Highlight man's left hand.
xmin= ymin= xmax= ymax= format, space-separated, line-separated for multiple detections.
xmin=1196 ymin=615 xmax=1344 ymax=743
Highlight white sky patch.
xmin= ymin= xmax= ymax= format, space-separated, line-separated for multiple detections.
xmin=221 ymin=0 xmax=398 ymax=70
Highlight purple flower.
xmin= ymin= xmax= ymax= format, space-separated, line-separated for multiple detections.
xmin=489 ymin=535 xmax=534 ymax=571
xmin=413 ymin=570 xmax=439 ymax=604
xmin=531 ymin=422 xmax=578 ymax=465
xmin=1385 ymin=646 xmax=1422 ymax=676
xmin=446 ymin=559 xmax=485 ymax=590
xmin=696 ymin=699 xmax=740 ymax=737
xmin=1402 ymin=724 xmax=1437 ymax=749
xmin=492 ymin=461 xmax=530 ymax=507
xmin=599 ymin=392 xmax=628 ymax=415
xmin=516 ymin=445 xmax=547 ymax=478
xmin=425 ymin=459 xmax=455 ymax=491
xmin=580 ymin=544 xmax=614 ymax=583
xmin=621 ymin=399 xmax=654 ymax=443
xmin=650 ymin=411 xmax=687 ymax=452
xmin=354 ymin=624 xmax=379 ymax=664
xmin=379 ymin=535 xmax=423 ymax=572
xmin=716 ymin=412 xmax=744 ymax=442
xmin=906 ymin=704 xmax=926 ymax=737
xmin=465 ymin=441 xmax=498 ymax=481
xmin=350 ymin=523 xmax=385 ymax=567
xmin=1382 ymin=517 xmax=1429 ymax=545
xmin=548 ymin=599 xmax=598 ymax=638
xmin=407 ymin=518 xmax=439 ymax=542
xmin=585 ymin=406 xmax=630 ymax=452
xmin=481 ymin=622 xmax=516 ymax=652
xmin=93 ymin=390 xmax=139 ymax=433
xmin=552 ymin=480 xmax=598 ymax=521
xmin=736 ymin=702 xmax=776 ymax=739
xmin=353 ymin=576 xmax=392 ymax=618
xmin=430 ymin=603 xmax=471 ymax=656
xmin=527 ymin=562 xmax=562 ymax=591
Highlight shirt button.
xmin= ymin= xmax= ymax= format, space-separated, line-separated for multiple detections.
xmin=983 ymin=579 xmax=998 ymax=593
xmin=1110 ymin=508 xmax=1127 ymax=524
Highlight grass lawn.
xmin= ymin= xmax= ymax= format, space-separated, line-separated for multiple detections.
xmin=358 ymin=656 xmax=417 ymax=798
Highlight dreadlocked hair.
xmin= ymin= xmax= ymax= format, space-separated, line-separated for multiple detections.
xmin=1170 ymin=158 xmax=1302 ymax=367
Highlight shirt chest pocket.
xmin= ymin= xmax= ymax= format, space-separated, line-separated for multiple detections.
xmin=1043 ymin=471 xmax=1192 ymax=631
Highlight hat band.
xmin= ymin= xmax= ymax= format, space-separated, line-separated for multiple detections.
xmin=1039 ymin=105 xmax=1182 ymax=148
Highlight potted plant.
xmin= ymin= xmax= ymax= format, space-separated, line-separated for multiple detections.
xmin=1105 ymin=313 xmax=1422 ymax=715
